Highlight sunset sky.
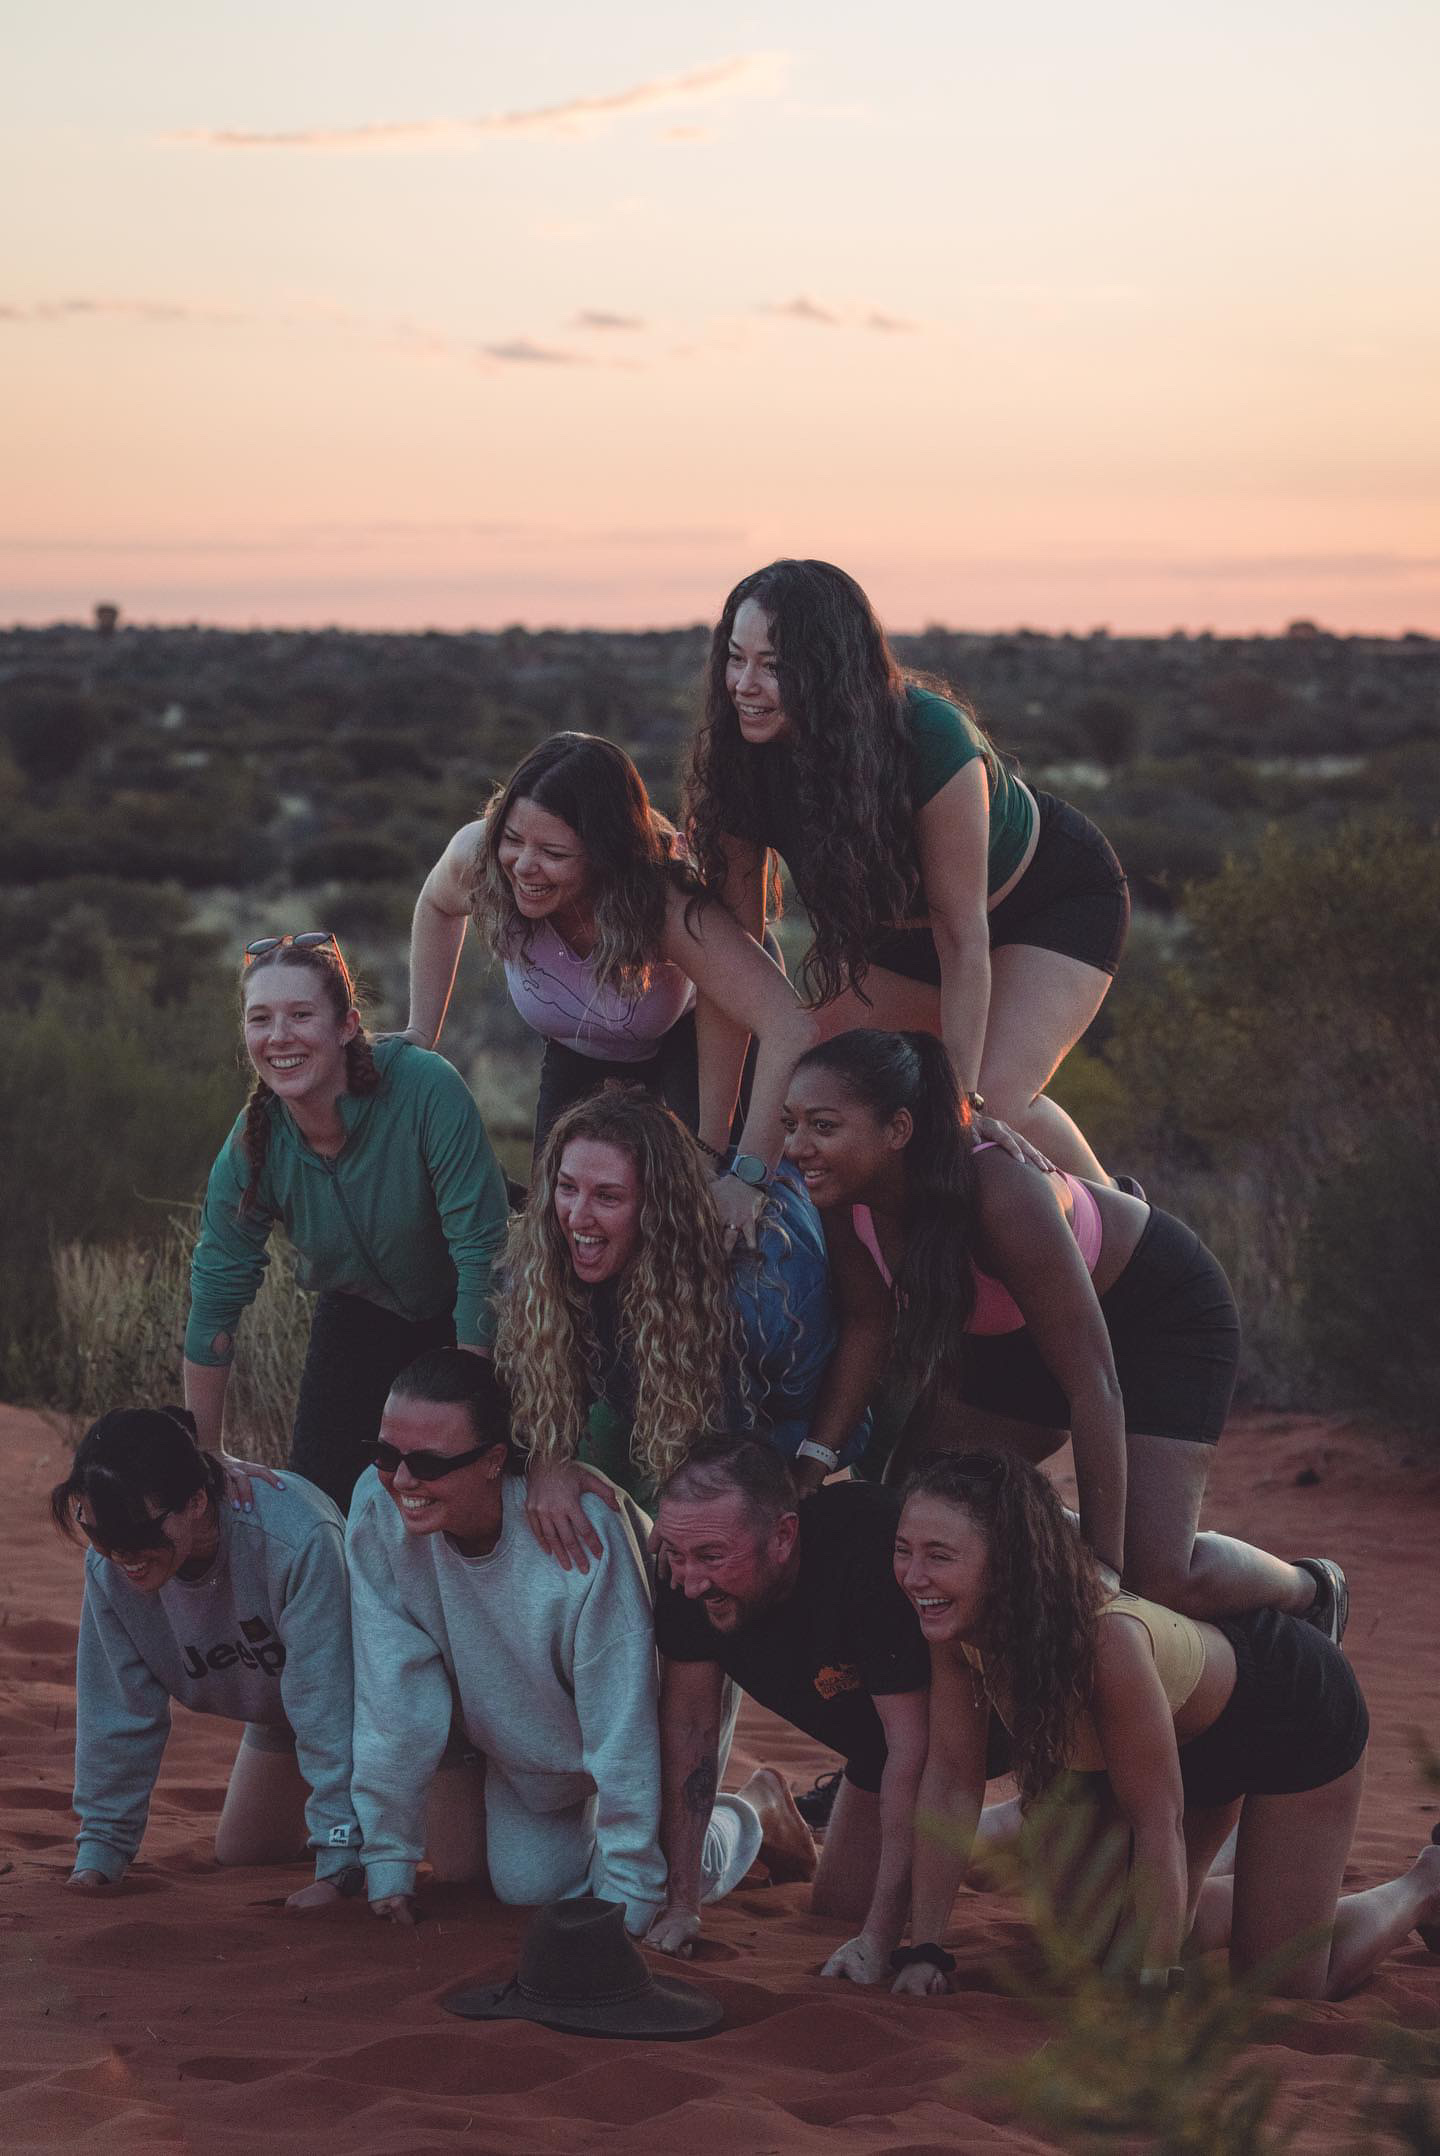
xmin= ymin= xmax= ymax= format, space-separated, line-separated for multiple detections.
xmin=5 ymin=1 xmax=1437 ymax=634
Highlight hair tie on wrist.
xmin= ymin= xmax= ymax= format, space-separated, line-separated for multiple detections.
xmin=890 ymin=1942 xmax=956 ymax=1974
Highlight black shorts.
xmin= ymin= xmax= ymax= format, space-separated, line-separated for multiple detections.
xmin=534 ymin=1014 xmax=700 ymax=1156
xmin=867 ymin=791 xmax=1130 ymax=986
xmin=530 ymin=931 xmax=782 ymax=1155
xmin=290 ymin=1292 xmax=455 ymax=1511
xmin=958 ymin=1205 xmax=1241 ymax=1446
xmin=1178 ymin=1608 xmax=1369 ymax=1809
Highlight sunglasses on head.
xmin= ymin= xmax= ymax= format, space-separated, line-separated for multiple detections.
xmin=371 ymin=1439 xmax=493 ymax=1482
xmin=244 ymin=932 xmax=337 ymax=963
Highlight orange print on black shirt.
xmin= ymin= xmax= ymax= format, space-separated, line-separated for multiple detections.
xmin=813 ymin=1663 xmax=863 ymax=1701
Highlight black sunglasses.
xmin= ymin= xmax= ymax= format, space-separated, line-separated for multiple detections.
xmin=371 ymin=1440 xmax=493 ymax=1482
xmin=244 ymin=932 xmax=337 ymax=962
xmin=75 ymin=1504 xmax=177 ymax=1553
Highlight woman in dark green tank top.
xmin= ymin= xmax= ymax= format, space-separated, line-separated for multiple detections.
xmin=684 ymin=558 xmax=1129 ymax=1181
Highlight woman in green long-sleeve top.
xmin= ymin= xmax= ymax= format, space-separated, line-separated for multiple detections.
xmin=183 ymin=933 xmax=508 ymax=1509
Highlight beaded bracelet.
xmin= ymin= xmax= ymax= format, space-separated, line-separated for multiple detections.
xmin=889 ymin=1942 xmax=956 ymax=1974
xmin=693 ymin=1134 xmax=728 ymax=1166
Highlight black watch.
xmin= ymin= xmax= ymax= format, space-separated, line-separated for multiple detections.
xmin=726 ymin=1153 xmax=770 ymax=1189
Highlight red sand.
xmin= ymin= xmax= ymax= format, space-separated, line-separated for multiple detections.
xmin=2 ymin=1405 xmax=1436 ymax=2153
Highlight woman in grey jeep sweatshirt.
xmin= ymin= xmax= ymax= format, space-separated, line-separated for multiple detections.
xmin=51 ymin=1406 xmax=361 ymax=1908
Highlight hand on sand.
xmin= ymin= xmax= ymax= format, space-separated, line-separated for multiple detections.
xmin=221 ymin=1456 xmax=285 ymax=1512
xmin=709 ymin=1173 xmax=766 ymax=1253
xmin=371 ymin=1894 xmax=417 ymax=1925
xmin=524 ymin=1459 xmax=620 ymax=1574
xmin=645 ymin=1905 xmax=702 ymax=1958
xmin=284 ymin=1879 xmax=344 ymax=1914
xmin=890 ymin=1958 xmax=952 ymax=1999
xmin=821 ymin=1933 xmax=892 ymax=1986
xmin=65 ymin=1868 xmax=115 ymax=1892
xmin=973 ymin=1114 xmax=1051 ymax=1173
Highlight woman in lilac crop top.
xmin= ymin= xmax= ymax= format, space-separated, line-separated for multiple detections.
xmin=400 ymin=732 xmax=819 ymax=1243
xmin=780 ymin=1028 xmax=1343 ymax=1639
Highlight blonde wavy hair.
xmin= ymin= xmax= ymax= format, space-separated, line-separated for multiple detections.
xmin=496 ymin=1088 xmax=742 ymax=1488
xmin=465 ymin=732 xmax=702 ymax=998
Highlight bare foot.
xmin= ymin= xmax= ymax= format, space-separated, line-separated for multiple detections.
xmin=738 ymin=1767 xmax=818 ymax=1885
xmin=1415 ymin=1837 xmax=1440 ymax=1954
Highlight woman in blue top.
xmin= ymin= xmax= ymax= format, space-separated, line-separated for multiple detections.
xmin=685 ymin=559 xmax=1130 ymax=1181
xmin=496 ymin=1086 xmax=865 ymax=1570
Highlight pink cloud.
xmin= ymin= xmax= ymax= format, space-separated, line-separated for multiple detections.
xmin=165 ymin=53 xmax=788 ymax=153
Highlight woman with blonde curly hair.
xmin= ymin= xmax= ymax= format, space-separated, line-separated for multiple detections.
xmin=401 ymin=731 xmax=817 ymax=1247
xmin=496 ymin=1087 xmax=862 ymax=1569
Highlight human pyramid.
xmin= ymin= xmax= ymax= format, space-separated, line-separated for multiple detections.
xmin=53 ymin=559 xmax=1440 ymax=2033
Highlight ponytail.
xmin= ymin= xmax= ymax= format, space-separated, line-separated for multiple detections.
xmin=791 ymin=1028 xmax=977 ymax=1392
xmin=894 ymin=1034 xmax=977 ymax=1393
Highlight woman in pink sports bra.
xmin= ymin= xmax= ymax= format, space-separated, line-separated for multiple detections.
xmin=400 ymin=733 xmax=818 ymax=1248
xmin=781 ymin=1029 xmax=1346 ymax=1634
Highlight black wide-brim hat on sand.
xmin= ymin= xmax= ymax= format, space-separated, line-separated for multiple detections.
xmin=442 ymin=1896 xmax=724 ymax=2040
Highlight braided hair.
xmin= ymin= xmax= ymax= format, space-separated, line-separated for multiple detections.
xmin=238 ymin=942 xmax=379 ymax=1216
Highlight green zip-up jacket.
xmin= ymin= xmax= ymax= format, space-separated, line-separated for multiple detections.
xmin=186 ymin=1039 xmax=508 ymax=1364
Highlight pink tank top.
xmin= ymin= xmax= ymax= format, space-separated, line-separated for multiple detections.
xmin=850 ymin=1144 xmax=1104 ymax=1335
xmin=503 ymin=921 xmax=696 ymax=1061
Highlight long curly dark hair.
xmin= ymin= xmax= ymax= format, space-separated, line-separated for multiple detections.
xmin=792 ymin=1028 xmax=977 ymax=1393
xmin=466 ymin=733 xmax=701 ymax=996
xmin=237 ymin=941 xmax=380 ymax=1216
xmin=684 ymin=559 xmax=997 ymax=1005
xmin=902 ymin=1449 xmax=1103 ymax=1803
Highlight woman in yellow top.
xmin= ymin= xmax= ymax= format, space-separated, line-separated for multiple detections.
xmin=886 ymin=1450 xmax=1436 ymax=2002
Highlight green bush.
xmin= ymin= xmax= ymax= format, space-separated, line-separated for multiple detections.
xmin=1096 ymin=817 xmax=1440 ymax=1420
xmin=1299 ymin=1135 xmax=1440 ymax=1428
xmin=290 ymin=832 xmax=418 ymax=885
xmin=1 ymin=983 xmax=242 ymax=1398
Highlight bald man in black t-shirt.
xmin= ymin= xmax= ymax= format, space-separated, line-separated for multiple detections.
xmin=647 ymin=1436 xmax=929 ymax=1985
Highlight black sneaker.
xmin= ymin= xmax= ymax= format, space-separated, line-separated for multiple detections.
xmin=794 ymin=1769 xmax=842 ymax=1830
xmin=1295 ymin=1557 xmax=1349 ymax=1646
